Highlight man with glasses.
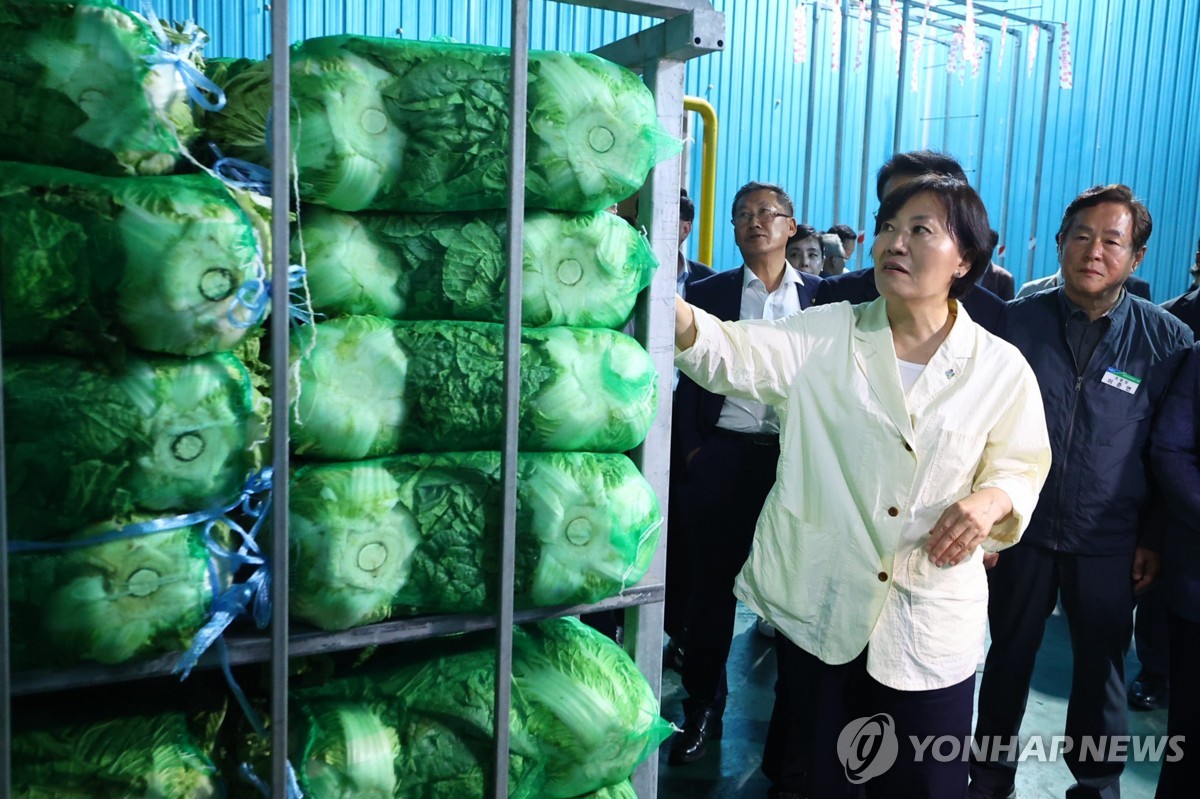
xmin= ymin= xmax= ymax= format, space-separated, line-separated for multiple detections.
xmin=669 ymin=181 xmax=821 ymax=766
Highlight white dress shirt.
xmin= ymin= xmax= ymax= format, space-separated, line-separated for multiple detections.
xmin=713 ymin=264 xmax=805 ymax=435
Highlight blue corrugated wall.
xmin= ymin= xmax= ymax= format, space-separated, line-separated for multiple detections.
xmin=140 ymin=0 xmax=1200 ymax=300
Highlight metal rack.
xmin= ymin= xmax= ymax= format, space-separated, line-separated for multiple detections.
xmin=0 ymin=1 xmax=724 ymax=797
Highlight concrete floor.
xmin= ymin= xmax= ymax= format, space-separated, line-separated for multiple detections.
xmin=657 ymin=603 xmax=1167 ymax=798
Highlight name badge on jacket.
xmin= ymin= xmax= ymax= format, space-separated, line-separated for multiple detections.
xmin=1101 ymin=367 xmax=1141 ymax=395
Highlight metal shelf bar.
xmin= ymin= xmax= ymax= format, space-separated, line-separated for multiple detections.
xmin=550 ymin=0 xmax=710 ymax=19
xmin=8 ymin=585 xmax=665 ymax=698
xmin=0 ymin=220 xmax=10 ymax=799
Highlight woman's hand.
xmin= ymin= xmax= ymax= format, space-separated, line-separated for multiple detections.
xmin=926 ymin=488 xmax=1013 ymax=567
xmin=676 ymin=295 xmax=698 ymax=351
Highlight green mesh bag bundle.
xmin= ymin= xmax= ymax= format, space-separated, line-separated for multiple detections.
xmin=295 ymin=206 xmax=657 ymax=329
xmin=274 ymin=617 xmax=671 ymax=799
xmin=289 ymin=452 xmax=660 ymax=630
xmin=0 ymin=0 xmax=204 ymax=176
xmin=7 ymin=518 xmax=232 ymax=668
xmin=4 ymin=352 xmax=268 ymax=539
xmin=580 ymin=781 xmax=636 ymax=799
xmin=291 ymin=316 xmax=658 ymax=459
xmin=12 ymin=706 xmax=225 ymax=798
xmin=0 ymin=161 xmax=271 ymax=357
xmin=206 ymin=35 xmax=682 ymax=212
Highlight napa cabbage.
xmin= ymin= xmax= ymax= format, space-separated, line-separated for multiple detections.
xmin=206 ymin=35 xmax=681 ymax=212
xmin=0 ymin=162 xmax=271 ymax=357
xmin=0 ymin=0 xmax=201 ymax=176
xmin=290 ymin=317 xmax=658 ymax=459
xmin=288 ymin=452 xmax=660 ymax=630
xmin=295 ymin=206 xmax=657 ymax=329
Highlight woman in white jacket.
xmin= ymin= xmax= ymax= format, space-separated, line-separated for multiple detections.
xmin=674 ymin=175 xmax=1051 ymax=798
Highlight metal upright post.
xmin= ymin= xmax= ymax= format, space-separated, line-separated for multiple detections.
xmin=801 ymin=0 xmax=820 ymax=220
xmin=631 ymin=53 xmax=687 ymax=799
xmin=833 ymin=0 xmax=851 ymax=255
xmin=1000 ymin=32 xmax=1022 ymax=254
xmin=493 ymin=0 xmax=529 ymax=795
xmin=893 ymin=0 xmax=911 ymax=155
xmin=268 ymin=1 xmax=292 ymax=796
xmin=1026 ymin=24 xmax=1055 ymax=283
xmin=855 ymin=0 xmax=881 ymax=249
xmin=974 ymin=36 xmax=993 ymax=190
xmin=0 ymin=247 xmax=10 ymax=799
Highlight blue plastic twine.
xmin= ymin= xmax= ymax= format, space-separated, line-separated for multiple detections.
xmin=227 ymin=264 xmax=317 ymax=330
xmin=211 ymin=144 xmax=273 ymax=195
xmin=141 ymin=5 xmax=227 ymax=112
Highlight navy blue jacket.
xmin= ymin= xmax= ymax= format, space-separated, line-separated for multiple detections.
xmin=813 ymin=267 xmax=1009 ymax=339
xmin=1008 ymin=289 xmax=1194 ymax=555
xmin=1151 ymin=343 xmax=1200 ymax=619
xmin=683 ymin=258 xmax=716 ymax=292
xmin=1162 ymin=287 xmax=1200 ymax=336
xmin=674 ymin=267 xmax=822 ymax=466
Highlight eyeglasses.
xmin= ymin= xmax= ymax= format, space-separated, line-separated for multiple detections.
xmin=732 ymin=208 xmax=791 ymax=227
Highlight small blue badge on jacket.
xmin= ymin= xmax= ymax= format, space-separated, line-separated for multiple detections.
xmin=1101 ymin=367 xmax=1141 ymax=395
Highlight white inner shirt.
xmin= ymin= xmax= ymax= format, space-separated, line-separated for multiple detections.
xmin=714 ymin=264 xmax=806 ymax=435
xmin=897 ymin=358 xmax=926 ymax=395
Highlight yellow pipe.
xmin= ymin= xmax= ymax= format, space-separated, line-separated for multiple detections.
xmin=684 ymin=96 xmax=718 ymax=268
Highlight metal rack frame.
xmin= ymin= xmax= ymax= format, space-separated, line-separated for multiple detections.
xmin=0 ymin=2 xmax=724 ymax=797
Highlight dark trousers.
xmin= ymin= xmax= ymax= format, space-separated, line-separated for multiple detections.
xmin=1155 ymin=610 xmax=1200 ymax=797
xmin=679 ymin=430 xmax=778 ymax=716
xmin=663 ymin=466 xmax=690 ymax=641
xmin=773 ymin=635 xmax=975 ymax=798
xmin=1133 ymin=584 xmax=1170 ymax=679
xmin=972 ymin=546 xmax=1134 ymax=799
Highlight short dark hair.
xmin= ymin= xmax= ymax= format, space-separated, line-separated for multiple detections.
xmin=1055 ymin=184 xmax=1152 ymax=252
xmin=679 ymin=189 xmax=695 ymax=223
xmin=876 ymin=150 xmax=967 ymax=201
xmin=828 ymin=224 xmax=856 ymax=243
xmin=874 ymin=176 xmax=993 ymax=300
xmin=789 ymin=224 xmax=820 ymax=246
xmin=731 ymin=181 xmax=794 ymax=219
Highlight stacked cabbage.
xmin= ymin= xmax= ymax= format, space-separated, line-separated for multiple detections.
xmin=0 ymin=0 xmax=202 ymax=176
xmin=11 ymin=706 xmax=225 ymax=798
xmin=1 ymin=7 xmax=269 ymax=673
xmin=258 ymin=619 xmax=671 ymax=798
xmin=207 ymin=36 xmax=681 ymax=212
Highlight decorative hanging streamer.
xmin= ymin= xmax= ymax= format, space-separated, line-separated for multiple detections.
xmin=962 ymin=0 xmax=981 ymax=75
xmin=998 ymin=16 xmax=1009 ymax=69
xmin=889 ymin=0 xmax=903 ymax=74
xmin=1028 ymin=25 xmax=1040 ymax=77
xmin=911 ymin=0 xmax=930 ymax=93
xmin=831 ymin=1 xmax=843 ymax=72
xmin=794 ymin=4 xmax=809 ymax=64
xmin=855 ymin=0 xmax=868 ymax=72
xmin=947 ymin=25 xmax=966 ymax=84
xmin=1059 ymin=21 xmax=1074 ymax=89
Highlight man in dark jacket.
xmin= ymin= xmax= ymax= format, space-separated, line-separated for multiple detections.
xmin=1159 ymin=235 xmax=1200 ymax=334
xmin=970 ymin=185 xmax=1194 ymax=799
xmin=813 ymin=150 xmax=1009 ymax=338
xmin=668 ymin=181 xmax=820 ymax=769
xmin=1149 ymin=342 xmax=1200 ymax=797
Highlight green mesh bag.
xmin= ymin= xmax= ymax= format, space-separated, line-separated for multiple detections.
xmin=12 ymin=706 xmax=225 ymax=798
xmin=206 ymin=35 xmax=682 ymax=213
xmin=4 ymin=352 xmax=268 ymax=539
xmin=295 ymin=207 xmax=657 ymax=329
xmin=7 ymin=518 xmax=232 ymax=668
xmin=580 ymin=781 xmax=637 ymax=799
xmin=0 ymin=0 xmax=202 ymax=176
xmin=288 ymin=452 xmax=660 ymax=630
xmin=290 ymin=316 xmax=658 ymax=459
xmin=282 ymin=618 xmax=671 ymax=798
xmin=0 ymin=161 xmax=271 ymax=357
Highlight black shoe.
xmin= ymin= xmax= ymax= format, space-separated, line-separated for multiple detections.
xmin=668 ymin=706 xmax=723 ymax=765
xmin=1128 ymin=671 xmax=1168 ymax=711
xmin=663 ymin=640 xmax=685 ymax=672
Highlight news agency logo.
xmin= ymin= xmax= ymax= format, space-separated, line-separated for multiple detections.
xmin=837 ymin=713 xmax=900 ymax=784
